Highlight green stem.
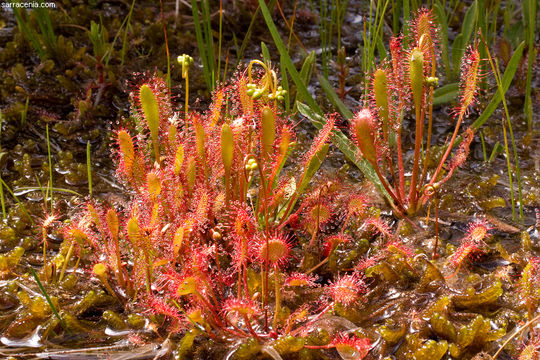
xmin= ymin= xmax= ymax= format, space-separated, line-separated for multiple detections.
xmin=408 ymin=101 xmax=425 ymax=209
xmin=58 ymin=241 xmax=74 ymax=283
xmin=492 ymin=313 xmax=540 ymax=360
xmin=86 ymin=141 xmax=92 ymax=196
xmin=113 ymin=237 xmax=125 ymax=289
xmin=29 ymin=267 xmax=69 ymax=332
xmin=46 ymin=125 xmax=53 ymax=213
xmin=272 ymin=265 xmax=281 ymax=330
xmin=501 ymin=117 xmax=516 ymax=220
xmin=426 ymin=112 xmax=464 ymax=193
xmin=185 ymin=74 xmax=189 ymax=118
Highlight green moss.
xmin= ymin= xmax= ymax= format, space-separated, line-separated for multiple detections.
xmin=0 ymin=225 xmax=16 ymax=247
xmin=411 ymin=339 xmax=448 ymax=360
xmin=449 ymin=314 xmax=506 ymax=357
xmin=273 ymin=335 xmax=305 ymax=354
xmin=60 ymin=274 xmax=77 ymax=290
xmin=422 ymin=296 xmax=451 ymax=319
xmin=365 ymin=261 xmax=400 ymax=282
xmin=479 ymin=197 xmax=506 ymax=210
xmin=452 ymin=281 xmax=503 ymax=308
xmin=305 ymin=328 xmax=331 ymax=346
xmin=73 ymin=290 xmax=98 ymax=316
xmin=430 ymin=312 xmax=457 ymax=342
xmin=379 ymin=321 xmax=407 ymax=344
xmin=102 ymin=310 xmax=127 ymax=330
xmin=127 ymin=314 xmax=146 ymax=329
xmin=175 ymin=329 xmax=201 ymax=360
xmin=232 ymin=337 xmax=260 ymax=360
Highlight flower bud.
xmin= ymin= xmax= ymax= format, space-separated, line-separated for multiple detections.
xmin=425 ymin=76 xmax=439 ymax=87
xmin=211 ymin=229 xmax=222 ymax=241
xmin=93 ymin=263 xmax=107 ymax=277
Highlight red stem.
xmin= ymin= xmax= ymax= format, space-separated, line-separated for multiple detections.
xmin=408 ymin=104 xmax=425 ymax=210
xmin=422 ymin=112 xmax=465 ymax=205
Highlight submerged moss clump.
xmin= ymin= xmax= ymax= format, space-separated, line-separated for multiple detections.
xmin=452 ymin=281 xmax=503 ymax=308
xmin=430 ymin=312 xmax=457 ymax=342
xmin=378 ymin=321 xmax=407 ymax=344
xmin=449 ymin=315 xmax=505 ymax=357
xmin=273 ymin=335 xmax=305 ymax=355
xmin=411 ymin=339 xmax=448 ymax=360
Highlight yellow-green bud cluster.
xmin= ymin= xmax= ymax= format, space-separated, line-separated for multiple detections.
xmin=268 ymin=86 xmax=287 ymax=102
xmin=425 ymin=76 xmax=439 ymax=87
xmin=246 ymin=83 xmax=264 ymax=100
xmin=245 ymin=158 xmax=258 ymax=174
xmin=177 ymin=54 xmax=194 ymax=68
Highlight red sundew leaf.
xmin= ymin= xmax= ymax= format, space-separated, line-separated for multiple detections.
xmin=331 ymin=333 xmax=372 ymax=360
xmin=326 ymin=274 xmax=367 ymax=307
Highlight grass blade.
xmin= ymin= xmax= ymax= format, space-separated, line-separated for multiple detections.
xmin=190 ymin=0 xmax=212 ymax=90
xmin=0 ymin=177 xmax=34 ymax=225
xmin=297 ymin=144 xmax=329 ymax=195
xmin=257 ymin=0 xmax=320 ymax=113
xmin=471 ymin=41 xmax=524 ymax=131
xmin=461 ymin=0 xmax=477 ymax=47
xmin=501 ymin=116 xmax=516 ymax=219
xmin=29 ymin=267 xmax=69 ymax=332
xmin=87 ymin=141 xmax=92 ymax=197
xmin=261 ymin=42 xmax=271 ymax=64
xmin=488 ymin=142 xmax=503 ymax=163
xmin=0 ymin=176 xmax=5 ymax=220
xmin=318 ymin=75 xmax=353 ymax=118
xmin=451 ymin=33 xmax=464 ymax=78
xmin=14 ymin=186 xmax=82 ymax=197
xmin=433 ymin=83 xmax=458 ymax=105
xmin=522 ymin=0 xmax=536 ymax=129
xmin=451 ymin=0 xmax=477 ymax=77
xmin=280 ymin=54 xmax=290 ymax=113
xmin=258 ymin=0 xmax=388 ymax=202
xmin=434 ymin=1 xmax=451 ymax=79
xmin=201 ymin=0 xmax=215 ymax=85
xmin=292 ymin=51 xmax=315 ymax=113
xmin=46 ymin=125 xmax=54 ymax=213
xmin=482 ymin=38 xmax=524 ymax=220
xmin=12 ymin=7 xmax=46 ymax=59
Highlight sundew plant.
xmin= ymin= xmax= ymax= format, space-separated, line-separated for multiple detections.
xmin=2 ymin=6 xmax=538 ymax=360
xmin=53 ymin=66 xmax=381 ymax=358
xmin=348 ymin=9 xmax=481 ymax=218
